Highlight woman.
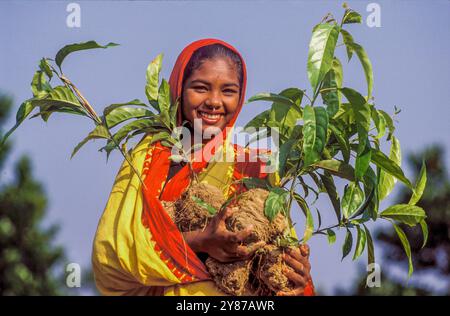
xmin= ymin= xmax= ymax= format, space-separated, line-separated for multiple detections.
xmin=92 ymin=39 xmax=314 ymax=296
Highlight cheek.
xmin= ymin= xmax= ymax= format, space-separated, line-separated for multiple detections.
xmin=224 ymin=98 xmax=240 ymax=122
xmin=182 ymin=91 xmax=200 ymax=118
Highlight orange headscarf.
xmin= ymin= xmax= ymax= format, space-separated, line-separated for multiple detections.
xmin=140 ymin=39 xmax=249 ymax=282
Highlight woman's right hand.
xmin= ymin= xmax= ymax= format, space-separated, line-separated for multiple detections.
xmin=195 ymin=207 xmax=266 ymax=263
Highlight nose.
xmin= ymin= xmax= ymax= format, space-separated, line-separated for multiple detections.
xmin=205 ymin=93 xmax=223 ymax=110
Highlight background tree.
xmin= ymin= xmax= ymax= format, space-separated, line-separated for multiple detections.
xmin=340 ymin=145 xmax=450 ymax=295
xmin=0 ymin=93 xmax=65 ymax=295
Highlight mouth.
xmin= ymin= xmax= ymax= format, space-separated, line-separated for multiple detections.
xmin=197 ymin=110 xmax=224 ymax=125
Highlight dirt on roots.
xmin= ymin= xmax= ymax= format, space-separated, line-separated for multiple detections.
xmin=168 ymin=186 xmax=295 ymax=296
xmin=174 ymin=182 xmax=225 ymax=232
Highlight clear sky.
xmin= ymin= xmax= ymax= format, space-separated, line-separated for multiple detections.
xmin=1 ymin=0 xmax=449 ymax=295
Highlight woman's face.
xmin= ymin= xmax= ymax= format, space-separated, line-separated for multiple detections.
xmin=182 ymin=57 xmax=241 ymax=139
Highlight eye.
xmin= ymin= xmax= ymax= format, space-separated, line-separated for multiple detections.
xmin=193 ymin=85 xmax=207 ymax=92
xmin=223 ymin=89 xmax=238 ymax=95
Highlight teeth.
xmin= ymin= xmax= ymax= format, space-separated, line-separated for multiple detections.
xmin=199 ymin=111 xmax=221 ymax=119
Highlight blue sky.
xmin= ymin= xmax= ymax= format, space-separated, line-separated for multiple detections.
xmin=1 ymin=0 xmax=449 ymax=295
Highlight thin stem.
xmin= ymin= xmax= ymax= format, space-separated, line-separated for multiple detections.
xmin=319 ymin=87 xmax=338 ymax=94
xmin=60 ymin=75 xmax=101 ymax=124
xmin=303 ymin=92 xmax=313 ymax=104
xmin=298 ymin=222 xmax=341 ymax=243
xmin=286 ymin=158 xmax=303 ymax=223
xmin=107 ymin=128 xmax=148 ymax=190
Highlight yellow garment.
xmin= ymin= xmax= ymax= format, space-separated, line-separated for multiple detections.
xmin=92 ymin=134 xmax=290 ymax=296
xmin=92 ymin=135 xmax=233 ymax=295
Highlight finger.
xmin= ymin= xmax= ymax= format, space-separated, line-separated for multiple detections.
xmin=217 ymin=207 xmax=235 ymax=223
xmin=283 ymin=267 xmax=306 ymax=287
xmin=285 ymin=250 xmax=310 ymax=267
xmin=300 ymin=244 xmax=310 ymax=258
xmin=283 ymin=254 xmax=307 ymax=277
xmin=286 ymin=247 xmax=302 ymax=261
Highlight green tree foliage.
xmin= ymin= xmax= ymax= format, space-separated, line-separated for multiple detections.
xmin=342 ymin=145 xmax=450 ymax=295
xmin=0 ymin=93 xmax=65 ymax=295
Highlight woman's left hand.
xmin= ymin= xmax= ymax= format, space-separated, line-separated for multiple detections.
xmin=276 ymin=244 xmax=313 ymax=296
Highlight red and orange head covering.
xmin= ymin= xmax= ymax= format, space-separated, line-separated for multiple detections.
xmin=168 ymin=38 xmax=247 ymax=130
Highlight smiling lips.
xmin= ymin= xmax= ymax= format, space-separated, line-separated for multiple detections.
xmin=197 ymin=110 xmax=224 ymax=125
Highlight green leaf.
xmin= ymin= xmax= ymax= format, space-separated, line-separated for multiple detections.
xmin=326 ymin=229 xmax=336 ymax=245
xmin=103 ymin=99 xmax=148 ymax=116
xmin=371 ymin=108 xmax=387 ymax=139
xmin=242 ymin=177 xmax=270 ymax=190
xmin=343 ymin=10 xmax=362 ymax=24
xmin=31 ymin=86 xmax=85 ymax=121
xmin=100 ymin=119 xmax=157 ymax=158
xmin=264 ymin=188 xmax=288 ymax=222
xmin=55 ymin=41 xmax=119 ymax=69
xmin=329 ymin=123 xmax=350 ymax=163
xmin=149 ymin=131 xmax=171 ymax=145
xmin=169 ymin=100 xmax=179 ymax=128
xmin=31 ymin=71 xmax=52 ymax=98
xmin=303 ymin=201 xmax=314 ymax=242
xmin=363 ymin=166 xmax=379 ymax=220
xmin=342 ymin=182 xmax=364 ymax=219
xmin=350 ymin=42 xmax=374 ymax=100
xmin=302 ymin=105 xmax=329 ymax=166
xmin=307 ymin=24 xmax=340 ymax=93
xmin=292 ymin=193 xmax=314 ymax=242
xmin=352 ymin=225 xmax=367 ymax=260
xmin=278 ymin=139 xmax=296 ymax=178
xmin=340 ymin=29 xmax=355 ymax=61
xmin=158 ymin=79 xmax=171 ymax=124
xmin=419 ymin=219 xmax=428 ymax=249
xmin=355 ymin=139 xmax=372 ymax=180
xmin=392 ymin=222 xmax=413 ymax=278
xmin=248 ymin=92 xmax=296 ymax=107
xmin=71 ymin=125 xmax=110 ymax=158
xmin=313 ymin=159 xmax=355 ymax=181
xmin=321 ymin=58 xmax=343 ymax=117
xmin=1 ymin=100 xmax=35 ymax=144
xmin=409 ymin=161 xmax=427 ymax=205
xmin=379 ymin=110 xmax=395 ymax=140
xmin=380 ymin=204 xmax=426 ymax=227
xmin=339 ymin=87 xmax=366 ymax=107
xmin=378 ymin=136 xmax=401 ymax=200
xmin=319 ymin=171 xmax=341 ymax=222
xmin=104 ymin=107 xmax=153 ymax=129
xmin=279 ymin=88 xmax=304 ymax=106
xmin=342 ymin=228 xmax=353 ymax=260
xmin=145 ymin=53 xmax=163 ymax=107
xmin=244 ymin=109 xmax=270 ymax=130
xmin=363 ymin=224 xmax=375 ymax=266
xmin=372 ymin=139 xmax=414 ymax=192
xmin=39 ymin=58 xmax=53 ymax=79
xmin=340 ymin=87 xmax=371 ymax=179
xmin=316 ymin=207 xmax=322 ymax=230
xmin=191 ymin=196 xmax=217 ymax=215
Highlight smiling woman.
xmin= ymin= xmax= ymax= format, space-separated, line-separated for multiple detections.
xmin=91 ymin=38 xmax=314 ymax=296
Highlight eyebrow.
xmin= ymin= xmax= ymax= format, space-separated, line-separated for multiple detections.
xmin=189 ymin=79 xmax=240 ymax=88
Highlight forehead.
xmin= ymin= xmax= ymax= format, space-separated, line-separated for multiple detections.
xmin=188 ymin=57 xmax=240 ymax=83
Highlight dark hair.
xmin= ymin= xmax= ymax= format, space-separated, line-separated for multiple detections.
xmin=182 ymin=44 xmax=244 ymax=95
